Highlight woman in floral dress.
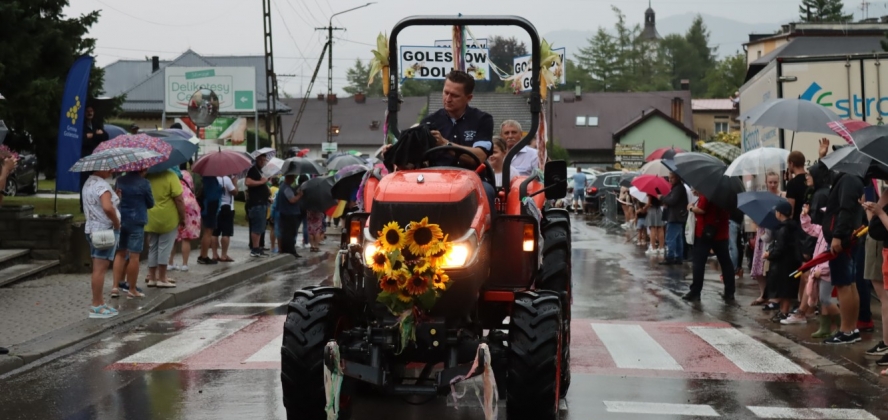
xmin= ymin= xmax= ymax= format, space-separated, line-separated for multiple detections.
xmin=750 ymin=172 xmax=781 ymax=307
xmin=168 ymin=166 xmax=201 ymax=272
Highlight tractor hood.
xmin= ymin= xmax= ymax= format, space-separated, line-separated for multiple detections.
xmin=368 ymin=169 xmax=487 ymax=240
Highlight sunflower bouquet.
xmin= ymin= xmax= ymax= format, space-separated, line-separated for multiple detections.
xmin=366 ymin=217 xmax=453 ymax=347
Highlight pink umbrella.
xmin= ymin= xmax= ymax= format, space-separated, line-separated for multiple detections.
xmin=192 ymin=150 xmax=253 ymax=177
xmin=827 ymin=119 xmax=871 ymax=145
xmin=631 ymin=174 xmax=672 ymax=197
xmin=93 ymin=133 xmax=172 ymax=172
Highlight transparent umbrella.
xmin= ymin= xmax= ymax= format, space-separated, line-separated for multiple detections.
xmin=725 ymin=147 xmax=790 ymax=177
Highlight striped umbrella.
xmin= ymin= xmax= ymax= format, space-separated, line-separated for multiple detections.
xmin=94 ymin=133 xmax=172 ymax=172
xmin=827 ymin=119 xmax=871 ymax=145
xmin=699 ymin=142 xmax=741 ymax=162
xmin=69 ymin=148 xmax=163 ymax=172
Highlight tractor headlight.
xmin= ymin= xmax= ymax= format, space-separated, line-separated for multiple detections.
xmin=363 ymin=241 xmax=378 ymax=266
xmin=441 ymin=230 xmax=479 ymax=269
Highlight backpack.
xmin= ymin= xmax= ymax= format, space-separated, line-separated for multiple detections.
xmin=201 ymin=176 xmax=223 ymax=204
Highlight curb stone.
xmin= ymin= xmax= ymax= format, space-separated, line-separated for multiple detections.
xmin=0 ymin=251 xmax=333 ymax=377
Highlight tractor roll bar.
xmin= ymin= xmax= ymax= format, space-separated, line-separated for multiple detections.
xmin=386 ymin=15 xmax=542 ymax=194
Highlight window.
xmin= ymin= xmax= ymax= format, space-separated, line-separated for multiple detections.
xmin=603 ymin=176 xmax=620 ymax=187
xmin=587 ymin=116 xmax=599 ymax=127
xmin=576 ymin=116 xmax=586 ymax=126
xmin=715 ymin=122 xmax=729 ymax=134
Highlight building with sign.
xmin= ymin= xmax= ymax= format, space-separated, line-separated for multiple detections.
xmin=279 ymin=95 xmax=428 ymax=160
xmin=612 ymin=108 xmax=697 ymax=160
xmin=101 ymin=50 xmax=290 ymax=143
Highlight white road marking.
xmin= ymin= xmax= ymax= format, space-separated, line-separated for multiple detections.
xmin=245 ymin=334 xmax=283 ymax=363
xmin=603 ymin=401 xmax=720 ymax=417
xmin=688 ymin=327 xmax=808 ymax=374
xmin=119 ymin=318 xmax=255 ymax=364
xmin=214 ymin=302 xmax=287 ymax=308
xmin=591 ymin=323 xmax=682 ymax=370
xmin=747 ymin=407 xmax=879 ymax=419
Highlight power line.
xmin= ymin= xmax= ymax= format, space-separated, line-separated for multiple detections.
xmin=271 ymin=0 xmax=319 ymax=72
xmin=282 ymin=0 xmax=315 ymax=28
xmin=94 ymin=0 xmax=243 ymax=27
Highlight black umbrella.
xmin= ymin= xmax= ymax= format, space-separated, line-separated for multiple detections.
xmin=821 ymin=145 xmax=873 ymax=178
xmin=671 ymin=152 xmax=744 ymax=210
xmin=618 ymin=172 xmax=638 ymax=188
xmin=738 ymin=191 xmax=787 ymax=231
xmin=282 ymin=157 xmax=323 ymax=176
xmin=331 ymin=165 xmax=368 ymax=201
xmin=327 ymin=154 xmax=366 ymax=171
xmin=298 ymin=176 xmax=336 ymax=213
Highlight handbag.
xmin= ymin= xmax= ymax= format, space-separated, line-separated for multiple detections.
xmin=90 ymin=229 xmax=117 ymax=250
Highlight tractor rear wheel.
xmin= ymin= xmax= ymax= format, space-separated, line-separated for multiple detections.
xmin=506 ymin=291 xmax=562 ymax=420
xmin=539 ymin=208 xmax=572 ymax=396
xmin=281 ymin=287 xmax=352 ymax=420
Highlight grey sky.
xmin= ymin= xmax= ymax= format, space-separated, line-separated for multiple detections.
xmin=64 ymin=0 xmax=872 ymax=96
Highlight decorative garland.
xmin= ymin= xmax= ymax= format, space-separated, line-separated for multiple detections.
xmin=367 ymin=217 xmax=453 ymax=350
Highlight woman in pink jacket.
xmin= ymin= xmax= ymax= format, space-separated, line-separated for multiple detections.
xmin=800 ymin=204 xmax=840 ymax=338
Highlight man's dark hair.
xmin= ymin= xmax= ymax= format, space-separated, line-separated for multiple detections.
xmin=446 ymin=70 xmax=475 ymax=95
xmin=788 ymin=151 xmax=805 ymax=168
xmin=170 ymin=122 xmax=183 ymax=129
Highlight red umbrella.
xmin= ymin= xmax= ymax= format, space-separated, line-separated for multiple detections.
xmin=192 ymin=150 xmax=253 ymax=177
xmin=790 ymin=226 xmax=868 ymax=278
xmin=646 ymin=147 xmax=685 ymax=162
xmin=827 ymin=119 xmax=871 ymax=145
xmin=297 ymin=148 xmax=310 ymax=157
xmin=631 ymin=174 xmax=672 ymax=197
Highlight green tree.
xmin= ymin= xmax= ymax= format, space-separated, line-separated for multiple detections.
xmin=704 ymin=52 xmax=747 ymax=98
xmin=799 ymin=0 xmax=852 ymax=22
xmin=0 ymin=0 xmax=109 ymax=177
xmin=561 ymin=59 xmax=596 ymax=93
xmin=343 ymin=58 xmax=381 ymax=97
xmin=682 ymin=15 xmax=717 ymax=96
xmin=576 ymin=28 xmax=619 ymax=91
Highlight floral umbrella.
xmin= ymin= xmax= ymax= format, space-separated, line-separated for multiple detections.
xmin=93 ymin=133 xmax=172 ymax=172
xmin=69 ymin=148 xmax=163 ymax=173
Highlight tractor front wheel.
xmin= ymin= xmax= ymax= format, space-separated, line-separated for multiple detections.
xmin=281 ymin=287 xmax=352 ymax=420
xmin=506 ymin=291 xmax=562 ymax=420
xmin=539 ymin=208 xmax=572 ymax=396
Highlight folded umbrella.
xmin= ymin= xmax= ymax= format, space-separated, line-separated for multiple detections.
xmin=69 ymin=148 xmax=163 ymax=173
xmin=631 ymin=174 xmax=671 ymax=197
xmin=790 ymin=226 xmax=869 ymax=278
xmin=93 ymin=133 xmax=172 ymax=172
xmin=725 ymin=147 xmax=790 ymax=177
xmin=147 ymin=139 xmax=199 ymax=174
xmin=192 ymin=150 xmax=253 ymax=177
xmin=646 ymin=147 xmax=684 ymax=162
xmin=828 ymin=119 xmax=870 ymax=145
xmin=737 ymin=191 xmax=787 ymax=231
xmin=850 ymin=125 xmax=888 ymax=166
xmin=298 ymin=175 xmax=337 ymax=213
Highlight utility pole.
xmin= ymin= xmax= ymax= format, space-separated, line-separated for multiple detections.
xmin=315 ymin=3 xmax=376 ymax=146
xmin=261 ymin=0 xmax=279 ymax=149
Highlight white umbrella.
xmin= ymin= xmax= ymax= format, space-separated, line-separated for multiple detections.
xmin=262 ymin=157 xmax=285 ymax=178
xmin=725 ymin=147 xmax=790 ymax=177
xmin=629 ymin=186 xmax=648 ymax=203
xmin=251 ymin=147 xmax=276 ymax=159
xmin=639 ymin=159 xmax=672 ymax=177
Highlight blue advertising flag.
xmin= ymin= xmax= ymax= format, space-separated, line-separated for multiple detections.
xmin=55 ymin=56 xmax=94 ymax=192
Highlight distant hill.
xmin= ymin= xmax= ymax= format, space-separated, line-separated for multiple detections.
xmin=544 ymin=13 xmax=788 ymax=60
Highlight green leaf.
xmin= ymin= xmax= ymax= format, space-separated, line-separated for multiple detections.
xmin=416 ymin=289 xmax=437 ymax=310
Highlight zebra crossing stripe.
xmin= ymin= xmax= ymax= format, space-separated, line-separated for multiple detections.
xmin=746 ymin=406 xmax=879 ymax=419
xmin=603 ymin=401 xmax=720 ymax=417
xmin=118 ymin=318 xmax=256 ymax=364
xmin=591 ymin=323 xmax=682 ymax=370
xmin=245 ymin=334 xmax=282 ymax=363
xmin=688 ymin=327 xmax=807 ymax=374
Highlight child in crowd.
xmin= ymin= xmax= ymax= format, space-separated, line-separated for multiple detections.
xmin=765 ymin=201 xmax=803 ymax=323
xmin=268 ymin=177 xmax=280 ymax=253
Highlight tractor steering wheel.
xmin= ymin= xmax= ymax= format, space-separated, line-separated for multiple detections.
xmin=422 ymin=145 xmax=496 ymax=185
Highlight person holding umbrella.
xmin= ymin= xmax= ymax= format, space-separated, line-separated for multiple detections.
xmin=659 ymin=171 xmax=689 ymax=265
xmin=245 ymin=154 xmax=272 ymax=258
xmin=863 ymin=191 xmax=888 ymax=369
xmin=276 ymin=172 xmax=304 ymax=257
xmin=684 ymin=190 xmax=735 ymax=302
xmin=111 ymin=168 xmax=153 ymax=299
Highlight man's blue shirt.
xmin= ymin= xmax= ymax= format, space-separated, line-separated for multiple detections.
xmin=421 ymin=106 xmax=494 ymax=159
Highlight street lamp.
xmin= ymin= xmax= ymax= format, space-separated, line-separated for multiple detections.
xmin=325 ymin=2 xmax=376 ymax=145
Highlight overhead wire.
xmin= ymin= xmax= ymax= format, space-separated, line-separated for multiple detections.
xmin=93 ymin=0 xmax=244 ymax=27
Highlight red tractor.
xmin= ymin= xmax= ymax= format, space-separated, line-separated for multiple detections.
xmin=281 ymin=16 xmax=571 ymax=420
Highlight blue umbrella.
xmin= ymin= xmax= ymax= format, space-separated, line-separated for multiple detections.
xmin=737 ymin=191 xmax=787 ymax=231
xmin=103 ymin=124 xmax=128 ymax=140
xmin=147 ymin=139 xmax=199 ymax=173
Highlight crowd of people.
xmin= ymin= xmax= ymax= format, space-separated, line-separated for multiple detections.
xmin=610 ymin=139 xmax=888 ymax=374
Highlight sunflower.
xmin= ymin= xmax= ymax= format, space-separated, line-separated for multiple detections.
xmin=370 ymin=251 xmax=388 ymax=274
xmin=397 ymin=287 xmax=414 ymax=302
xmin=405 ymin=217 xmax=444 ymax=257
xmin=385 ymin=253 xmax=409 ymax=278
xmin=412 ymin=259 xmax=431 ymax=276
xmin=427 ymin=235 xmax=451 ymax=266
xmin=432 ymin=270 xmax=450 ymax=290
xmin=405 ymin=273 xmax=431 ymax=296
xmin=379 ymin=276 xmax=402 ymax=294
xmin=378 ymin=221 xmax=406 ymax=253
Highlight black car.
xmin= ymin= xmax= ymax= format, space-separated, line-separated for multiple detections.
xmin=3 ymin=152 xmax=38 ymax=196
xmin=584 ymin=171 xmax=631 ymax=214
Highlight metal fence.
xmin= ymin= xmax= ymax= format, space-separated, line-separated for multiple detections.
xmin=597 ymin=191 xmax=623 ymax=234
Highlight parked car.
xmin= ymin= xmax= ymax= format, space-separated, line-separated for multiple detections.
xmin=584 ymin=171 xmax=631 ymax=214
xmin=3 ymin=152 xmax=38 ymax=196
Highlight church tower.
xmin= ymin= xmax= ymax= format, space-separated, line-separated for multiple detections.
xmin=640 ymin=0 xmax=660 ymax=41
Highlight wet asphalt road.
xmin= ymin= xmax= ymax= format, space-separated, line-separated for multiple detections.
xmin=2 ymin=215 xmax=888 ymax=419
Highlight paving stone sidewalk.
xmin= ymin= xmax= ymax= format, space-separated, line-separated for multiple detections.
xmin=0 ymin=225 xmax=340 ymax=375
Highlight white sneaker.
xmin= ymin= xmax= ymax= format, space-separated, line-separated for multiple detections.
xmin=168 ymin=265 xmax=179 ymax=271
xmin=656 ymin=248 xmax=664 ymax=255
xmin=645 ymin=247 xmax=654 ymax=255
xmin=179 ymin=265 xmax=189 ymax=272
xmin=154 ymin=281 xmax=176 ymax=288
xmin=147 ymin=280 xmax=157 ymax=287
xmin=780 ymin=314 xmax=807 ymax=325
